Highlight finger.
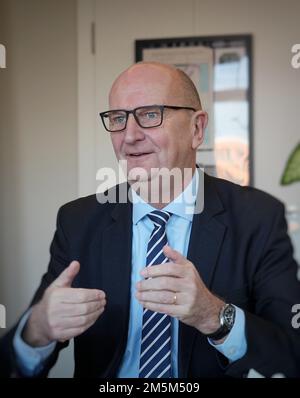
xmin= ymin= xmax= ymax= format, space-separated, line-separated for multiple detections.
xmin=136 ymin=290 xmax=177 ymax=305
xmin=58 ymin=288 xmax=105 ymax=304
xmin=136 ymin=276 xmax=180 ymax=292
xmin=66 ymin=308 xmax=104 ymax=328
xmin=140 ymin=263 xmax=186 ymax=279
xmin=51 ymin=261 xmax=80 ymax=288
xmin=163 ymin=245 xmax=186 ymax=264
xmin=57 ymin=311 xmax=103 ymax=342
xmin=55 ymin=307 xmax=105 ymax=331
xmin=59 ymin=299 xmax=106 ymax=317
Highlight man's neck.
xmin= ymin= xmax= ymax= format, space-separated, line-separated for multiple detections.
xmin=129 ymin=165 xmax=196 ymax=209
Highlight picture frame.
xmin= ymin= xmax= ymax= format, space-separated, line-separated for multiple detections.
xmin=135 ymin=35 xmax=253 ymax=186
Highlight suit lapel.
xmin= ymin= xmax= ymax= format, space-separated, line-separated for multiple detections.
xmin=98 ymin=189 xmax=133 ymax=375
xmin=179 ymin=173 xmax=227 ymax=377
xmin=101 ymin=202 xmax=133 ymax=303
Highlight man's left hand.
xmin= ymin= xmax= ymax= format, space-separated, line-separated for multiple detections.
xmin=136 ymin=245 xmax=225 ymax=335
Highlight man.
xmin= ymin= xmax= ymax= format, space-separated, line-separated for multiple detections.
xmin=2 ymin=62 xmax=300 ymax=378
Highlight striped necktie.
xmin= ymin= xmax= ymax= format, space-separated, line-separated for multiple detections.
xmin=139 ymin=210 xmax=172 ymax=378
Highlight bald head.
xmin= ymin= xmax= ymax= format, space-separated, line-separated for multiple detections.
xmin=175 ymin=68 xmax=202 ymax=109
xmin=109 ymin=62 xmax=202 ymax=110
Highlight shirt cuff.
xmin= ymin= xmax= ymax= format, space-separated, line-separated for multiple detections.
xmin=208 ymin=306 xmax=247 ymax=362
xmin=13 ymin=309 xmax=56 ymax=376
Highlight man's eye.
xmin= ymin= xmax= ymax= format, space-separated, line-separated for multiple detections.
xmin=111 ymin=115 xmax=126 ymax=124
xmin=143 ymin=111 xmax=159 ymax=119
xmin=147 ymin=112 xmax=158 ymax=119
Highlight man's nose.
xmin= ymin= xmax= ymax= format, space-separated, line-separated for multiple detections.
xmin=123 ymin=114 xmax=145 ymax=143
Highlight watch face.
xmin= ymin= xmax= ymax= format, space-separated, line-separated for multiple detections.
xmin=223 ymin=304 xmax=236 ymax=327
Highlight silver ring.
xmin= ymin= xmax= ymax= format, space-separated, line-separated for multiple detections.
xmin=173 ymin=294 xmax=177 ymax=305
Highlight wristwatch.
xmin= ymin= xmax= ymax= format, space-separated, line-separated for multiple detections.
xmin=204 ymin=303 xmax=236 ymax=340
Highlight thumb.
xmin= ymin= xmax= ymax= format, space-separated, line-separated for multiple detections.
xmin=52 ymin=261 xmax=80 ymax=288
xmin=163 ymin=245 xmax=185 ymax=264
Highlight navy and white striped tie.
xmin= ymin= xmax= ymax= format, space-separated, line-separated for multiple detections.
xmin=139 ymin=210 xmax=172 ymax=378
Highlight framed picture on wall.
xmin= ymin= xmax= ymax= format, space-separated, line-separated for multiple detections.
xmin=135 ymin=35 xmax=253 ymax=186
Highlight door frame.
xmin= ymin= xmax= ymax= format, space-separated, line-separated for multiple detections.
xmin=77 ymin=0 xmax=96 ymax=196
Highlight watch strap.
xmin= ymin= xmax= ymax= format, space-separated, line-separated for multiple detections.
xmin=203 ymin=303 xmax=235 ymax=340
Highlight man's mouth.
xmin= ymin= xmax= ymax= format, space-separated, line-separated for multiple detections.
xmin=126 ymin=152 xmax=152 ymax=157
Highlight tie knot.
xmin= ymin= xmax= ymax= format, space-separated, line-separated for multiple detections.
xmin=148 ymin=210 xmax=171 ymax=228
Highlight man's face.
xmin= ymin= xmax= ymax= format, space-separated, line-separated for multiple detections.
xmin=109 ymin=66 xmax=198 ymax=181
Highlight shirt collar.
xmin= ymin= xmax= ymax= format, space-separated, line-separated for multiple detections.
xmin=132 ymin=170 xmax=198 ymax=225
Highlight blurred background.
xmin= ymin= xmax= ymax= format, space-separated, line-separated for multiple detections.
xmin=0 ymin=0 xmax=299 ymax=377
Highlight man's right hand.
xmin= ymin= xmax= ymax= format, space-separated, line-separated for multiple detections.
xmin=22 ymin=261 xmax=106 ymax=347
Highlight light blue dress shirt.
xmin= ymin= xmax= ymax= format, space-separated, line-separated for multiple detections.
xmin=13 ymin=309 xmax=56 ymax=376
xmin=14 ymin=171 xmax=247 ymax=376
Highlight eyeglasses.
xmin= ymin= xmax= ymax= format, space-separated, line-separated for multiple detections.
xmin=99 ymin=104 xmax=196 ymax=132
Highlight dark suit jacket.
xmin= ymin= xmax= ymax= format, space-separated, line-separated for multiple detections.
xmin=1 ymin=173 xmax=300 ymax=378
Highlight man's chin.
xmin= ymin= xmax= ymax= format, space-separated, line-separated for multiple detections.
xmin=127 ymin=166 xmax=152 ymax=183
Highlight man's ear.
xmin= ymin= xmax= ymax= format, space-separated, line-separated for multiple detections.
xmin=191 ymin=111 xmax=208 ymax=150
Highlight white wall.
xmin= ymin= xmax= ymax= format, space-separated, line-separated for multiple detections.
xmin=0 ymin=0 xmax=77 ymax=377
xmin=0 ymin=0 xmax=299 ymax=378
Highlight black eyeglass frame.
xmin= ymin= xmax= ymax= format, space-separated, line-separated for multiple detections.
xmin=99 ymin=104 xmax=197 ymax=132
